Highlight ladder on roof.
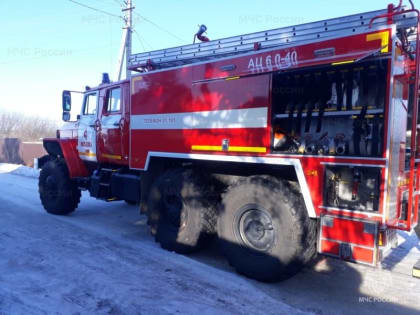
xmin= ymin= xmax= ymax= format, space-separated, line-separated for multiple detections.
xmin=128 ymin=7 xmax=418 ymax=72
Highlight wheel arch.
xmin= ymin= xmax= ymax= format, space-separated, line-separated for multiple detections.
xmin=142 ymin=152 xmax=317 ymax=219
xmin=42 ymin=138 xmax=89 ymax=178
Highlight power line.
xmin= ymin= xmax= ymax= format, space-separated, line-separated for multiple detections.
xmin=67 ymin=0 xmax=123 ymax=20
xmin=134 ymin=13 xmax=188 ymax=44
xmin=133 ymin=29 xmax=154 ymax=51
xmin=111 ymin=0 xmax=124 ymax=6
xmin=67 ymin=0 xmax=187 ymax=46
xmin=133 ymin=30 xmax=146 ymax=51
xmin=90 ymin=0 xmax=123 ymax=7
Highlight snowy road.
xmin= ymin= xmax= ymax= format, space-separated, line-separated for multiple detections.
xmin=0 ymin=166 xmax=420 ymax=314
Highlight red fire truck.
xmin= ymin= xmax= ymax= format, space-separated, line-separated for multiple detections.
xmin=38 ymin=1 xmax=420 ymax=281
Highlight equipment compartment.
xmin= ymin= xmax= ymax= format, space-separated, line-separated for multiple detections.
xmin=324 ymin=166 xmax=381 ymax=212
xmin=271 ymin=59 xmax=387 ymax=157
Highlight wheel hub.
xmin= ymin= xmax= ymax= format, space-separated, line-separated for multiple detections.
xmin=238 ymin=208 xmax=274 ymax=252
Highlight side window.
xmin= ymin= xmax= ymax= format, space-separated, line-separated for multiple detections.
xmin=106 ymin=88 xmax=121 ymax=113
xmin=83 ymin=92 xmax=97 ymax=115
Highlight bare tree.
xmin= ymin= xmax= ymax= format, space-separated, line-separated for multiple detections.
xmin=0 ymin=110 xmax=58 ymax=141
xmin=0 ymin=112 xmax=22 ymax=137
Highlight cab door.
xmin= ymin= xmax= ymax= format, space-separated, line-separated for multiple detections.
xmin=97 ymin=85 xmax=128 ymax=165
xmin=77 ymin=91 xmax=98 ymax=162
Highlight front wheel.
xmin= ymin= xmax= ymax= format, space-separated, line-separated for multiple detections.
xmin=217 ymin=176 xmax=317 ymax=282
xmin=39 ymin=159 xmax=81 ymax=215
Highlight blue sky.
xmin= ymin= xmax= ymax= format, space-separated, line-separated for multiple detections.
xmin=0 ymin=0 xmax=407 ymax=120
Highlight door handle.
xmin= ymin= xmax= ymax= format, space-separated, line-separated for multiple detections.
xmin=115 ymin=118 xmax=125 ymax=129
xmin=94 ymin=120 xmax=101 ymax=131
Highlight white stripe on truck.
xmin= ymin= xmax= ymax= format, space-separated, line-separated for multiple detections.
xmin=130 ymin=107 xmax=268 ymax=130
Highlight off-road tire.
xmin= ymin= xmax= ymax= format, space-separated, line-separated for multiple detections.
xmin=415 ymin=216 xmax=420 ymax=239
xmin=217 ymin=176 xmax=317 ymax=282
xmin=39 ymin=159 xmax=81 ymax=215
xmin=147 ymin=168 xmax=217 ymax=254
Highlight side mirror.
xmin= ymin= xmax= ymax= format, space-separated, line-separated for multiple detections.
xmin=62 ymin=90 xmax=71 ymax=112
xmin=62 ymin=111 xmax=71 ymax=122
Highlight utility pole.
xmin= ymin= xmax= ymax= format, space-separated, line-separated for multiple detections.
xmin=125 ymin=0 xmax=132 ymax=79
xmin=115 ymin=0 xmax=134 ymax=81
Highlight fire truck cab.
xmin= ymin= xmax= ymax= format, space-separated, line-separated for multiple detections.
xmin=38 ymin=1 xmax=420 ymax=281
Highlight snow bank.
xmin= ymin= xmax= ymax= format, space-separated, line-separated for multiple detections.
xmin=0 ymin=163 xmax=39 ymax=178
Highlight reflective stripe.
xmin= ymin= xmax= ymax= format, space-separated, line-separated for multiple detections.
xmin=79 ymin=152 xmax=96 ymax=157
xmin=101 ymin=114 xmax=121 ymax=129
xmin=332 ymin=60 xmax=355 ymax=66
xmin=191 ymin=145 xmax=266 ymax=153
xmin=102 ymin=153 xmax=122 ymax=160
xmin=131 ymin=107 xmax=268 ymax=130
xmin=366 ymin=31 xmax=390 ymax=53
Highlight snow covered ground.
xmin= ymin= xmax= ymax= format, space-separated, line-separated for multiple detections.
xmin=0 ymin=163 xmax=39 ymax=178
xmin=0 ymin=163 xmax=419 ymax=314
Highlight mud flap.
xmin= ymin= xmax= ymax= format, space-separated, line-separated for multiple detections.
xmin=319 ymin=215 xmax=378 ymax=266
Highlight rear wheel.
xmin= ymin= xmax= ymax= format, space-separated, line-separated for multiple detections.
xmin=217 ymin=176 xmax=317 ymax=282
xmin=38 ymin=159 xmax=81 ymax=215
xmin=147 ymin=168 xmax=217 ymax=254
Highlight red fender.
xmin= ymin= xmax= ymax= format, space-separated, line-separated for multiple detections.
xmin=43 ymin=138 xmax=89 ymax=178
